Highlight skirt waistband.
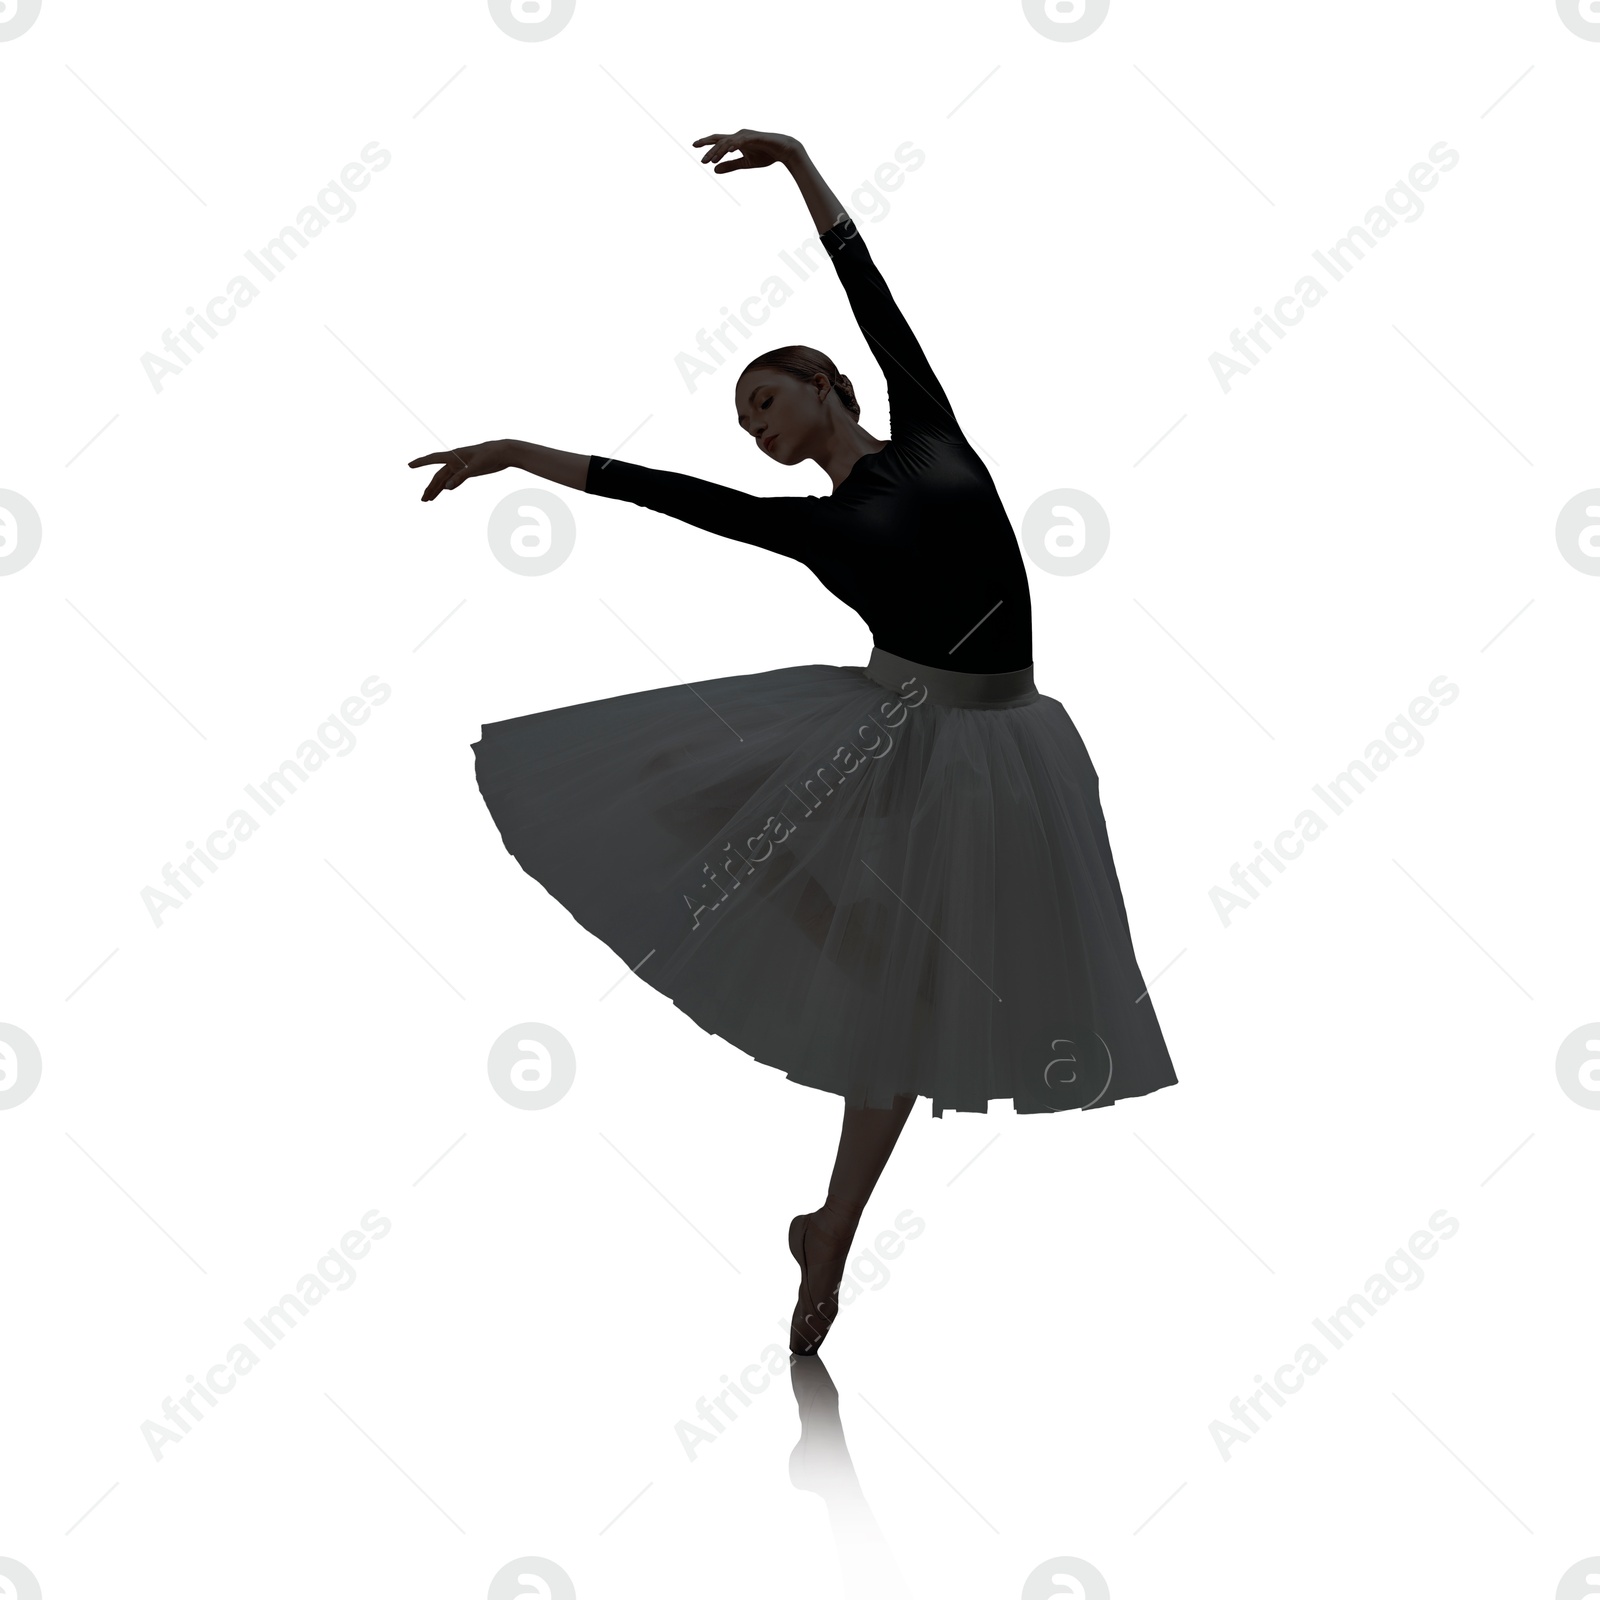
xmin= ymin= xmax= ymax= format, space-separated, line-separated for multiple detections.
xmin=864 ymin=646 xmax=1039 ymax=710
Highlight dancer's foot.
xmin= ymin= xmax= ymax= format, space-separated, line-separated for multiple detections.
xmin=789 ymin=1206 xmax=854 ymax=1355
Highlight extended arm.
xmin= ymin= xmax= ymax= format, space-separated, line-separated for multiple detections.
xmin=513 ymin=441 xmax=588 ymax=490
xmin=410 ymin=440 xmax=587 ymax=497
xmin=409 ymin=439 xmax=810 ymax=558
xmin=582 ymin=452 xmax=809 ymax=556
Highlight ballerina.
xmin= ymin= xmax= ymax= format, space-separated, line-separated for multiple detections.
xmin=411 ymin=129 xmax=1179 ymax=1354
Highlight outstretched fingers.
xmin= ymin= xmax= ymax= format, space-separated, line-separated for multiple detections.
xmin=409 ymin=448 xmax=472 ymax=501
xmin=693 ymin=130 xmax=746 ymax=171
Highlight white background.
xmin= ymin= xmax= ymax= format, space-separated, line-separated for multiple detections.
xmin=2 ymin=2 xmax=1596 ymax=1596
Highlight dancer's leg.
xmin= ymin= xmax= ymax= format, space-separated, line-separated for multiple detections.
xmin=819 ymin=1094 xmax=915 ymax=1241
xmin=791 ymin=1093 xmax=915 ymax=1352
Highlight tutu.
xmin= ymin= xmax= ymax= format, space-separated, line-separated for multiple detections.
xmin=472 ymin=646 xmax=1178 ymax=1117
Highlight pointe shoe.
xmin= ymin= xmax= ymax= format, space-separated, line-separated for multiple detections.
xmin=789 ymin=1210 xmax=850 ymax=1356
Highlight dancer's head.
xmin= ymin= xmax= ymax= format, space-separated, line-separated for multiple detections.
xmin=736 ymin=346 xmax=859 ymax=467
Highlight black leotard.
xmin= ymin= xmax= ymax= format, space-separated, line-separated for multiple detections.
xmin=584 ymin=214 xmax=1034 ymax=674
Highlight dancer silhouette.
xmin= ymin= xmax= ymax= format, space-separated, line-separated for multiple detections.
xmin=412 ymin=130 xmax=1178 ymax=1354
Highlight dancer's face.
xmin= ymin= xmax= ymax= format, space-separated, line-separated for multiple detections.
xmin=735 ymin=367 xmax=839 ymax=467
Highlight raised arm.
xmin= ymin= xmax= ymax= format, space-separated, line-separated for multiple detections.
xmin=774 ymin=141 xmax=849 ymax=236
xmin=696 ymin=131 xmax=960 ymax=438
xmin=813 ymin=207 xmax=960 ymax=440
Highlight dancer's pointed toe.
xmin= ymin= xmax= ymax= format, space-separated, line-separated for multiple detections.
xmin=789 ymin=1209 xmax=851 ymax=1355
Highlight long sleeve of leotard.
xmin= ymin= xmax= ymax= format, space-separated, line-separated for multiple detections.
xmin=583 ymin=453 xmax=812 ymax=557
xmin=818 ymin=215 xmax=960 ymax=440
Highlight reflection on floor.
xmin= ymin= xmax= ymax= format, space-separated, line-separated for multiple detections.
xmin=786 ymin=1352 xmax=913 ymax=1598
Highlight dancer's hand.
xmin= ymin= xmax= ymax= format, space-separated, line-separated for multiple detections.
xmin=699 ymin=133 xmax=847 ymax=239
xmin=693 ymin=129 xmax=800 ymax=173
xmin=408 ymin=440 xmax=523 ymax=501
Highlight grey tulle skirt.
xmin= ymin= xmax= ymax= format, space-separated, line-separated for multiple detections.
xmin=472 ymin=646 xmax=1179 ymax=1118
